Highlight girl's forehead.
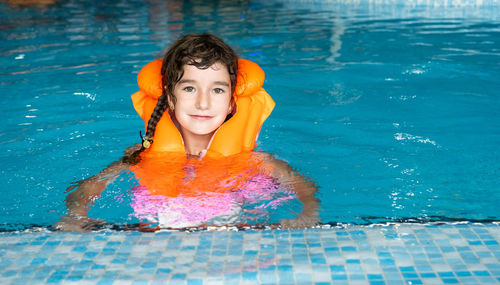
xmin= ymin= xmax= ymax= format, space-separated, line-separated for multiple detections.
xmin=181 ymin=62 xmax=230 ymax=79
xmin=184 ymin=61 xmax=227 ymax=72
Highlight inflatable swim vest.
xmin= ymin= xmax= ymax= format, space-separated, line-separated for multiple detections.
xmin=131 ymin=58 xmax=275 ymax=158
xmin=129 ymin=59 xmax=276 ymax=198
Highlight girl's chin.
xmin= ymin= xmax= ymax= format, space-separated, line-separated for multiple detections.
xmin=183 ymin=128 xmax=218 ymax=137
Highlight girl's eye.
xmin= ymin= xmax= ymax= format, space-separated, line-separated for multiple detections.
xmin=183 ymin=86 xmax=195 ymax=92
xmin=213 ymin=88 xmax=225 ymax=94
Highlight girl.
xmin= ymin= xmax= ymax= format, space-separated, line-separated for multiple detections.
xmin=55 ymin=34 xmax=319 ymax=231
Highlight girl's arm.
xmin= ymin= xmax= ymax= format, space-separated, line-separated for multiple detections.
xmin=54 ymin=144 xmax=141 ymax=231
xmin=261 ymin=154 xmax=321 ymax=228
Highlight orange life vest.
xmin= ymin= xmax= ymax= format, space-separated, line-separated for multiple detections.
xmin=130 ymin=58 xmax=275 ymax=158
xmin=129 ymin=59 xmax=275 ymax=197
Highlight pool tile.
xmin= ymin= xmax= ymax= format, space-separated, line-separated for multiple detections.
xmin=0 ymin=223 xmax=499 ymax=284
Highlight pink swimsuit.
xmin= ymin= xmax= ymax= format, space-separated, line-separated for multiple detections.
xmin=130 ymin=174 xmax=295 ymax=229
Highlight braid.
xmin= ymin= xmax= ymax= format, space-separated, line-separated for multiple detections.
xmin=144 ymin=92 xmax=169 ymax=143
xmin=122 ymin=91 xmax=169 ymax=165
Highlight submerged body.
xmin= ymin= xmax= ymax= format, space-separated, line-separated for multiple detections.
xmin=55 ymin=34 xmax=320 ymax=232
xmin=130 ymin=152 xmax=297 ymax=228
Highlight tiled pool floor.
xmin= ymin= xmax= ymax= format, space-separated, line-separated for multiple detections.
xmin=1 ymin=223 xmax=499 ymax=284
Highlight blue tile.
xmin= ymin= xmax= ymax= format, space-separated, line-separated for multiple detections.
xmin=31 ymin=258 xmax=47 ymax=265
xmin=476 ymin=251 xmax=492 ymax=257
xmin=440 ymin=246 xmax=455 ymax=253
xmin=225 ymin=273 xmax=240 ymax=282
xmin=367 ymin=274 xmax=383 ymax=280
xmin=331 ymin=274 xmax=347 ymax=280
xmin=278 ymin=265 xmax=292 ymax=272
xmin=92 ymin=264 xmax=106 ymax=269
xmin=171 ymin=273 xmax=187 ymax=279
xmin=259 ymin=270 xmax=276 ymax=283
xmin=485 ymin=264 xmax=500 ymax=270
xmin=278 ymin=271 xmax=294 ymax=283
xmin=311 ymin=257 xmax=326 ymax=264
xmin=47 ymin=271 xmax=68 ymax=283
xmin=350 ymin=274 xmax=365 ymax=280
xmin=212 ymin=250 xmax=226 ymax=256
xmin=45 ymin=241 xmax=60 ymax=246
xmin=380 ymin=259 xmax=395 ymax=266
xmin=84 ymin=252 xmax=98 ymax=258
xmin=295 ymin=273 xmax=312 ymax=283
xmin=157 ymin=268 xmax=172 ymax=275
xmin=313 ymin=265 xmax=329 ymax=272
xmin=261 ymin=265 xmax=276 ymax=271
xmin=341 ymin=246 xmax=356 ymax=252
xmin=66 ymin=275 xmax=83 ymax=282
xmin=402 ymin=272 xmax=419 ymax=278
xmin=187 ymin=279 xmax=203 ymax=285
xmin=276 ymin=258 xmax=292 ymax=266
xmin=473 ymin=271 xmax=490 ymax=276
xmin=293 ymin=254 xmax=309 ymax=264
xmin=378 ymin=252 xmax=392 ymax=258
xmin=324 ymin=247 xmax=340 ymax=255
xmin=420 ymin=272 xmax=437 ymax=278
xmin=111 ymin=258 xmax=127 ymax=264
xmin=242 ymin=271 xmax=257 ymax=281
xmin=347 ymin=264 xmax=363 ymax=273
xmin=438 ymin=272 xmax=454 ymax=278
xmin=141 ymin=261 xmax=156 ymax=268
xmin=490 ymin=270 xmax=500 ymax=276
xmin=477 ymin=276 xmax=496 ymax=283
xmin=2 ymin=270 xmax=17 ymax=277
xmin=456 ymin=246 xmax=471 ymax=251
xmin=399 ymin=266 xmax=416 ymax=272
xmin=442 ymin=278 xmax=459 ymax=284
xmin=330 ymin=265 xmax=345 ymax=273
xmin=363 ymin=258 xmax=378 ymax=265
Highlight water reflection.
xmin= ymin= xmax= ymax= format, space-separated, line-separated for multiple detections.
xmin=56 ymin=151 xmax=320 ymax=231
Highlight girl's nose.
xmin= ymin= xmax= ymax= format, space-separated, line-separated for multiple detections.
xmin=195 ymin=90 xmax=210 ymax=110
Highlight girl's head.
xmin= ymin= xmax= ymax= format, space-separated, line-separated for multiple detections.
xmin=161 ymin=33 xmax=238 ymax=107
xmin=142 ymin=33 xmax=238 ymax=152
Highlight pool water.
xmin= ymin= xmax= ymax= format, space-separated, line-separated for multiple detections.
xmin=0 ymin=0 xmax=499 ymax=231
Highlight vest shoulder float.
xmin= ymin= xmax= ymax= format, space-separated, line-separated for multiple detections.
xmin=131 ymin=58 xmax=275 ymax=158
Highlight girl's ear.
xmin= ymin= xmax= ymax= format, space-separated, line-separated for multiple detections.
xmin=167 ymin=95 xmax=175 ymax=111
xmin=228 ymin=99 xmax=236 ymax=115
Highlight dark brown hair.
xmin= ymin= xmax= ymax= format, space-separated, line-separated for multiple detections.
xmin=122 ymin=33 xmax=238 ymax=164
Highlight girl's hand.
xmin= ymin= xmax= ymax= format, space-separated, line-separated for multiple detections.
xmin=280 ymin=213 xmax=320 ymax=229
xmin=53 ymin=215 xmax=107 ymax=232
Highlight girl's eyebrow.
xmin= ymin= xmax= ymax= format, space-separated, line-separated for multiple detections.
xmin=178 ymin=79 xmax=196 ymax=85
xmin=214 ymin=81 xmax=229 ymax=87
xmin=178 ymin=79 xmax=229 ymax=87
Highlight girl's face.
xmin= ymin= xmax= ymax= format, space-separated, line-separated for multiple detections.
xmin=171 ymin=62 xmax=232 ymax=140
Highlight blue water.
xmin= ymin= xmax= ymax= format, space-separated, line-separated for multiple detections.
xmin=0 ymin=0 xmax=499 ymax=231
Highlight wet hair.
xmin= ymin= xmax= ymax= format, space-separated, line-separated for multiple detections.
xmin=122 ymin=33 xmax=238 ymax=164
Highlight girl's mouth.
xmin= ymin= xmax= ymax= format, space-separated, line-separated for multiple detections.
xmin=191 ymin=115 xmax=213 ymax=120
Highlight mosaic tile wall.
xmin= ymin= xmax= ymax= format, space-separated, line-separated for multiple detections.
xmin=1 ymin=223 xmax=499 ymax=284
